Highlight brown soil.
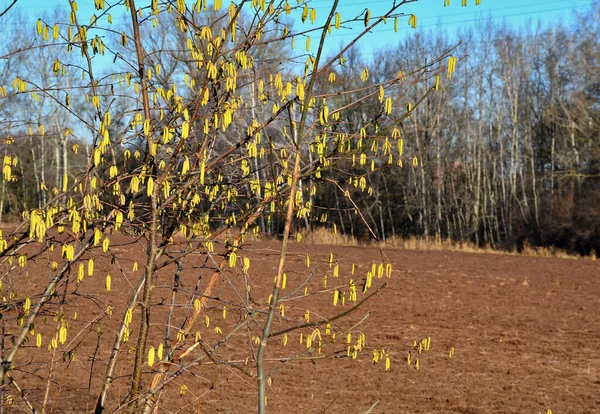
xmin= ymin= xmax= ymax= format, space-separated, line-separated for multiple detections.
xmin=4 ymin=235 xmax=600 ymax=413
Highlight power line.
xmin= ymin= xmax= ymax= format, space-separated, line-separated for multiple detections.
xmin=308 ymin=0 xmax=590 ymax=19
xmin=322 ymin=2 xmax=592 ymax=39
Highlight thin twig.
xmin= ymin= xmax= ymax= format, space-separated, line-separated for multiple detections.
xmin=6 ymin=372 xmax=38 ymax=413
xmin=270 ymin=283 xmax=386 ymax=338
xmin=363 ymin=399 xmax=381 ymax=414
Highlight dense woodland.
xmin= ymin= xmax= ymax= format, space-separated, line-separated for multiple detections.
xmin=1 ymin=3 xmax=599 ymax=254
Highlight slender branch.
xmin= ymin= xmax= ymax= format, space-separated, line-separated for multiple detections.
xmin=0 ymin=0 xmax=18 ymax=19
xmin=6 ymin=373 xmax=38 ymax=414
xmin=255 ymin=2 xmax=341 ymax=413
xmin=0 ymin=232 xmax=94 ymax=385
xmin=270 ymin=283 xmax=386 ymax=338
xmin=125 ymin=0 xmax=160 ymax=410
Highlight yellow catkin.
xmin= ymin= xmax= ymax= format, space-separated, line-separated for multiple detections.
xmin=59 ymin=326 xmax=67 ymax=344
xmin=157 ymin=343 xmax=163 ymax=359
xmin=148 ymin=346 xmax=155 ymax=367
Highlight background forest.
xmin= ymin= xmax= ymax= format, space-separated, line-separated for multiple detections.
xmin=1 ymin=2 xmax=599 ymax=255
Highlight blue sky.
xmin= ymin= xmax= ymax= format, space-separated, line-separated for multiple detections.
xmin=308 ymin=0 xmax=594 ymax=58
xmin=2 ymin=0 xmax=594 ymax=60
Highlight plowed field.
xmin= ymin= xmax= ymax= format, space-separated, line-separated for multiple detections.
xmin=5 ymin=235 xmax=600 ymax=413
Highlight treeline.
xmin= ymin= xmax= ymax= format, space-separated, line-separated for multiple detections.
xmin=318 ymin=5 xmax=600 ymax=254
xmin=1 ymin=4 xmax=599 ymax=255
